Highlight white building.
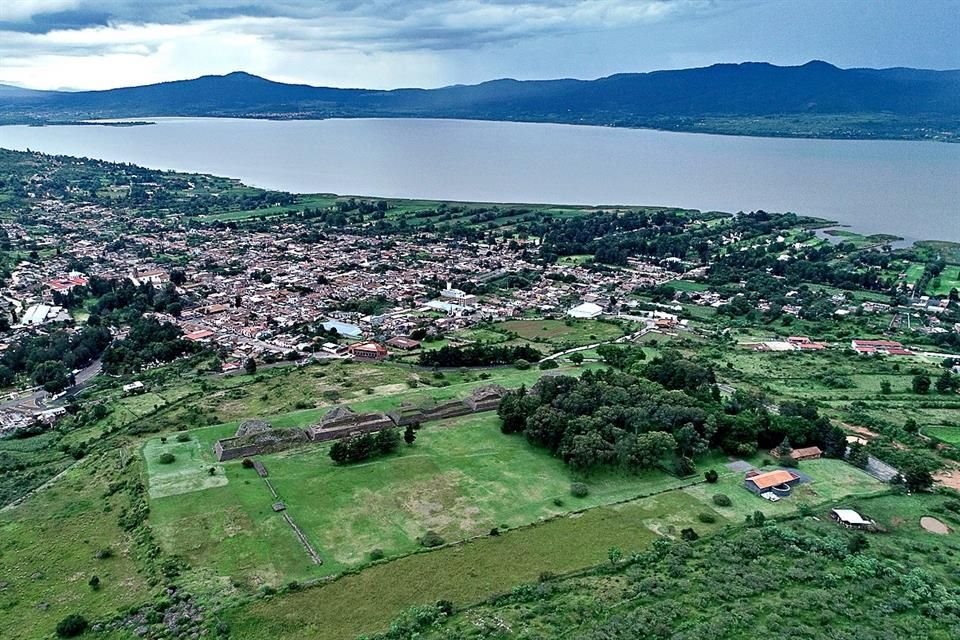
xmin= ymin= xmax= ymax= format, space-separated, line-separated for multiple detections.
xmin=567 ymin=302 xmax=603 ymax=319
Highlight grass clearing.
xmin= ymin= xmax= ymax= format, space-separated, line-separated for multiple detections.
xmin=223 ymin=490 xmax=725 ymax=640
xmin=146 ymin=412 xmax=691 ymax=586
xmin=491 ymin=318 xmax=626 ymax=347
xmin=0 ymin=451 xmax=152 ymax=640
xmin=143 ymin=437 xmax=227 ymax=499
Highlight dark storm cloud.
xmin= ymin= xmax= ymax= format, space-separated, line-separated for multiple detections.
xmin=1 ymin=1 xmax=716 ymax=51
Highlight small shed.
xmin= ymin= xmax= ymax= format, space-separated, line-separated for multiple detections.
xmin=831 ymin=508 xmax=873 ymax=528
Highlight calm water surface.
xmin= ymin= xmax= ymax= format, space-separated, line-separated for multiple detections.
xmin=0 ymin=117 xmax=957 ymax=242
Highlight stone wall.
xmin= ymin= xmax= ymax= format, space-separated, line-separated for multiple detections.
xmin=214 ymin=385 xmax=509 ymax=460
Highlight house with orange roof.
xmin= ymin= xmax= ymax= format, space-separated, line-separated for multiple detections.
xmin=744 ymin=468 xmax=801 ymax=497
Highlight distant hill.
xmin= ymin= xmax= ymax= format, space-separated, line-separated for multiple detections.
xmin=2 ymin=61 xmax=960 ymax=141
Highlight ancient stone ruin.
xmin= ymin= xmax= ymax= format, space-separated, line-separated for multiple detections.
xmin=213 ymin=419 xmax=309 ymax=461
xmin=213 ymin=384 xmax=509 ymax=461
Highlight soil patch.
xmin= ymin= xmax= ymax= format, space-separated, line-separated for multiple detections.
xmin=920 ymin=516 xmax=951 ymax=535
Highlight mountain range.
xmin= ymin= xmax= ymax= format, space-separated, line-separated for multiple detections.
xmin=2 ymin=61 xmax=959 ymax=140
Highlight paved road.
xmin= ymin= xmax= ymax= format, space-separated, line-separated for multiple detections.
xmin=0 ymin=358 xmax=103 ymax=412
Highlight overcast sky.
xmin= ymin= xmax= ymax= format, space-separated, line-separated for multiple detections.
xmin=1 ymin=0 xmax=958 ymax=91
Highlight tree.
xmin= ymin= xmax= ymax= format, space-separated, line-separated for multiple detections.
xmin=244 ymin=357 xmax=257 ymax=375
xmin=569 ymin=352 xmax=585 ymax=365
xmin=903 ymin=418 xmax=920 ymax=434
xmin=936 ymin=371 xmax=956 ymax=394
xmin=607 ymin=546 xmax=623 ymax=566
xmin=903 ymin=464 xmax=934 ymax=493
xmin=56 ymin=614 xmax=89 ymax=638
xmin=847 ymin=532 xmax=870 ymax=554
xmin=169 ymin=269 xmax=187 ymax=286
xmin=912 ymin=374 xmax=931 ymax=395
xmin=880 ymin=380 xmax=892 ymax=395
xmin=403 ymin=424 xmax=417 ymax=445
xmin=847 ymin=442 xmax=869 ymax=469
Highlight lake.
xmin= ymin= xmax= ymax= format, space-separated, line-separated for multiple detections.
xmin=1 ymin=117 xmax=958 ymax=242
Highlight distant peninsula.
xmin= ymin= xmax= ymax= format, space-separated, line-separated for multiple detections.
xmin=2 ymin=61 xmax=959 ymax=142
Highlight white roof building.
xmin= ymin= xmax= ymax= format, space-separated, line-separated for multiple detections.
xmin=567 ymin=302 xmax=603 ymax=319
xmin=832 ymin=509 xmax=872 ymax=526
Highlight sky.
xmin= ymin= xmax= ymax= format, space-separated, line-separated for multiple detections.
xmin=0 ymin=0 xmax=958 ymax=91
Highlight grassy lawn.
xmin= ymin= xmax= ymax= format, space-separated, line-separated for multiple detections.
xmin=929 ymin=265 xmax=960 ymax=296
xmin=491 ymin=319 xmax=626 ymax=347
xmin=925 ymin=426 xmax=960 ymax=445
xmin=683 ymin=457 xmax=885 ymax=521
xmin=143 ymin=436 xmax=227 ymax=499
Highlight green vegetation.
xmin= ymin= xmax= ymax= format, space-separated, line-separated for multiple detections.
xmin=383 ymin=492 xmax=960 ymax=639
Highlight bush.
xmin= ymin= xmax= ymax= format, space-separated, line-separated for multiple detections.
xmin=175 ymin=432 xmax=190 ymax=442
xmin=538 ymin=359 xmax=559 ymax=370
xmin=94 ymin=547 xmax=114 ymax=560
xmin=570 ymin=482 xmax=590 ymax=498
xmin=552 ymin=497 xmax=564 ymax=507
xmin=489 ymin=527 xmax=500 ymax=537
xmin=704 ymin=469 xmax=719 ymax=483
xmin=680 ymin=527 xmax=699 ymax=541
xmin=369 ymin=548 xmax=385 ymax=561
xmin=88 ymin=575 xmax=101 ymax=590
xmin=697 ymin=512 xmax=717 ymax=524
xmin=158 ymin=452 xmax=176 ymax=464
xmin=419 ymin=531 xmax=445 ymax=548
xmin=56 ymin=614 xmax=89 ymax=638
xmin=712 ymin=494 xmax=732 ymax=507
xmin=514 ymin=359 xmax=531 ymax=370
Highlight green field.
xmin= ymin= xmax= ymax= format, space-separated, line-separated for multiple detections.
xmin=929 ymin=264 xmax=960 ymax=296
xmin=490 ymin=318 xmax=626 ymax=348
xmin=925 ymin=426 xmax=960 ymax=445
xmin=0 ymin=451 xmax=152 ymax=640
xmin=146 ymin=412 xmax=694 ymax=586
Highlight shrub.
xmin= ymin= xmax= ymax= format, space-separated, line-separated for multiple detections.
xmin=489 ymin=527 xmax=500 ymax=537
xmin=56 ymin=614 xmax=89 ymax=638
xmin=704 ymin=469 xmax=719 ymax=483
xmin=241 ymin=458 xmax=255 ymax=468
xmin=680 ymin=527 xmax=699 ymax=541
xmin=175 ymin=432 xmax=190 ymax=442
xmin=158 ymin=452 xmax=176 ymax=465
xmin=712 ymin=494 xmax=732 ymax=507
xmin=419 ymin=531 xmax=445 ymax=548
xmin=88 ymin=575 xmax=101 ymax=590
xmin=538 ymin=359 xmax=559 ymax=370
xmin=697 ymin=512 xmax=717 ymax=524
xmin=369 ymin=548 xmax=385 ymax=561
xmin=94 ymin=547 xmax=113 ymax=560
xmin=436 ymin=600 xmax=455 ymax=616
xmin=570 ymin=482 xmax=589 ymax=498
xmin=552 ymin=497 xmax=564 ymax=507
xmin=514 ymin=359 xmax=531 ymax=370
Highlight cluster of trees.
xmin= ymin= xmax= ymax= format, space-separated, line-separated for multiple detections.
xmin=418 ymin=344 xmax=542 ymax=368
xmin=102 ymin=318 xmax=196 ymax=374
xmin=329 ymin=428 xmax=400 ymax=464
xmin=0 ymin=325 xmax=111 ymax=392
xmin=90 ymin=278 xmax=183 ymax=324
xmin=498 ymin=353 xmax=847 ymax=473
